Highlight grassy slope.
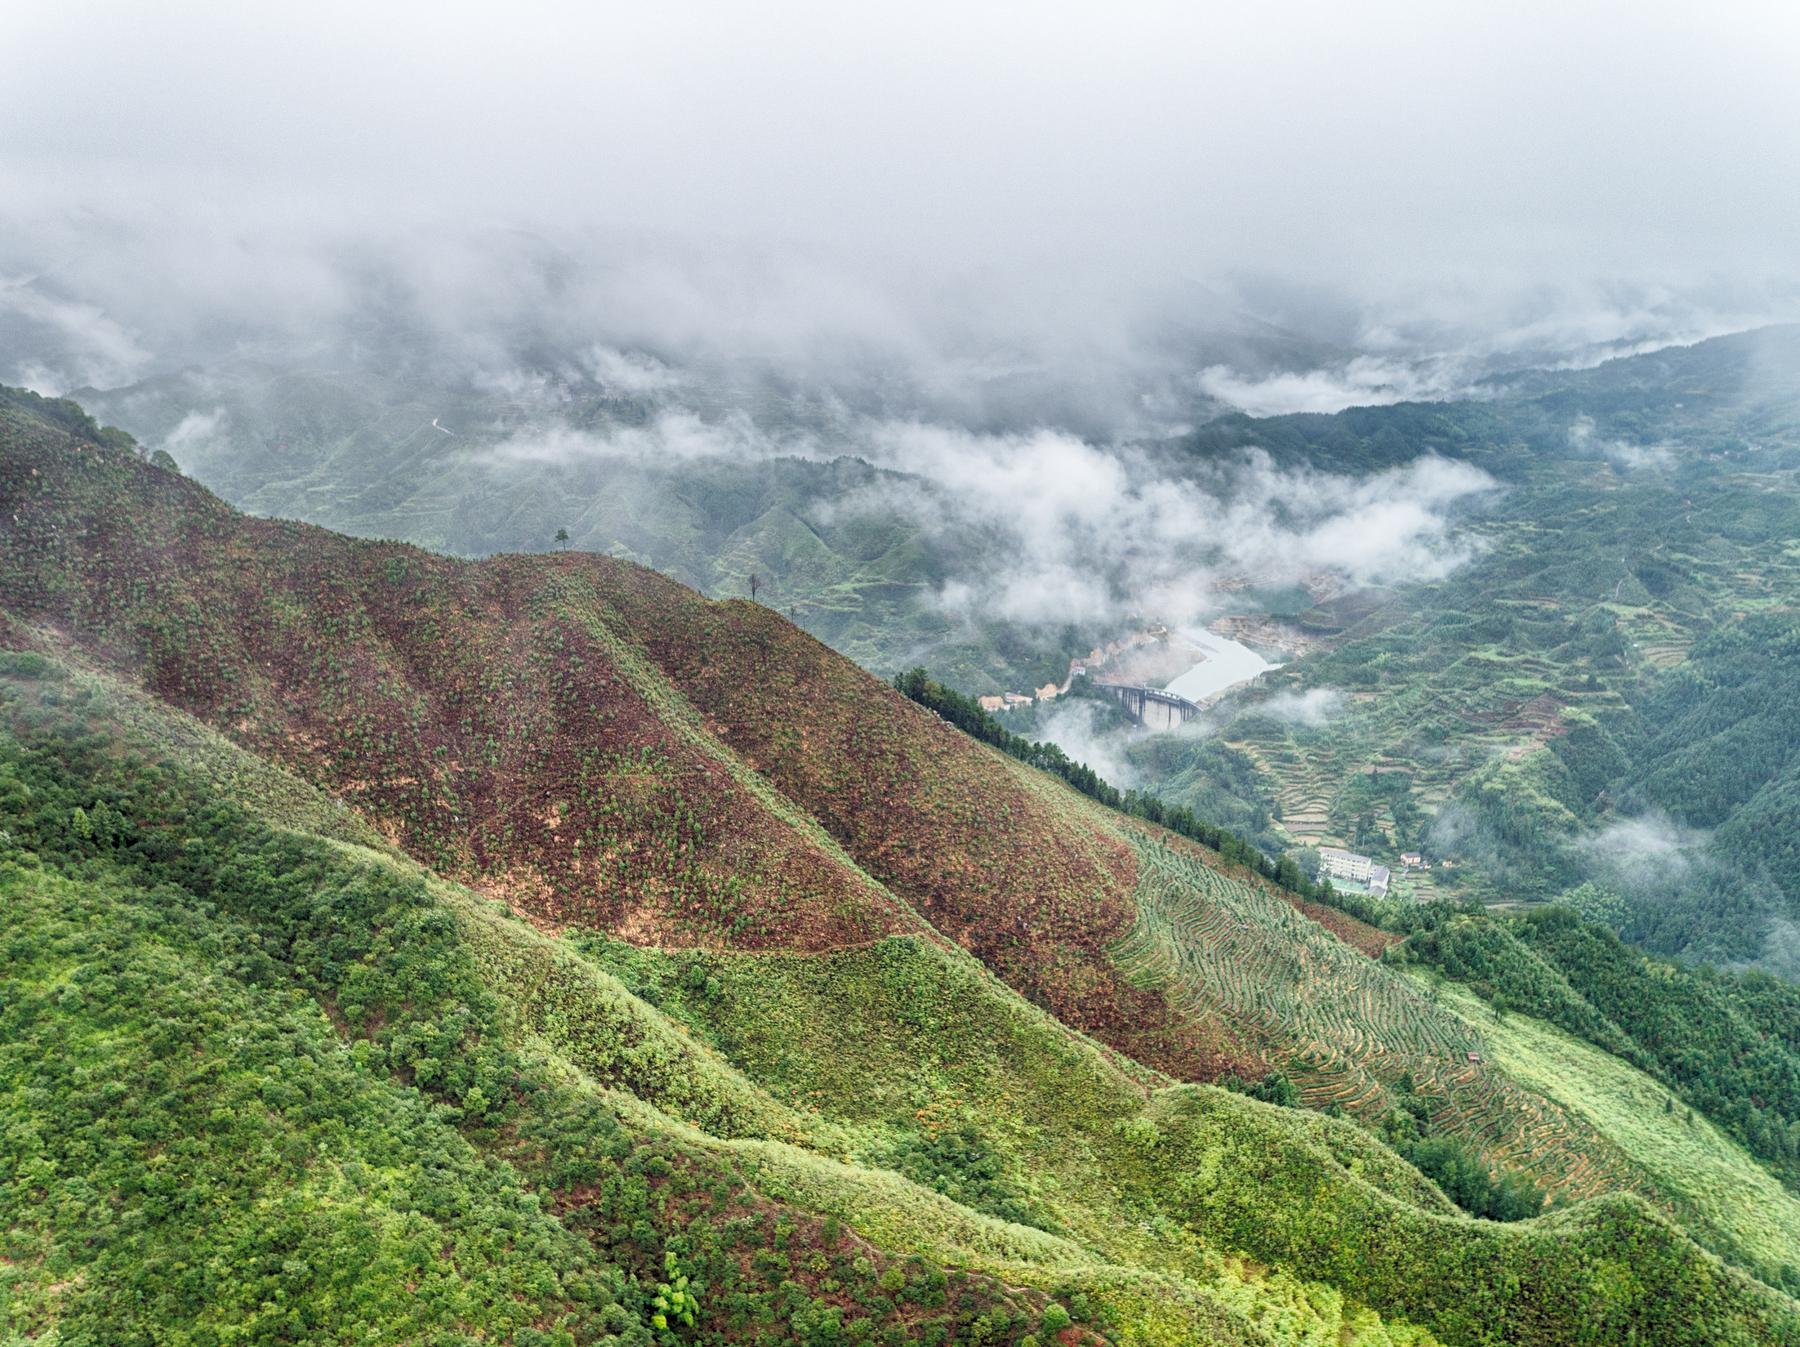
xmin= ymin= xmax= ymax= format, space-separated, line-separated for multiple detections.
xmin=8 ymin=658 xmax=1795 ymax=1347
xmin=3 ymin=399 xmax=1798 ymax=1343
xmin=588 ymin=569 xmax=1245 ymax=1079
xmin=0 ymin=391 xmax=1232 ymax=1079
xmin=1424 ymin=976 xmax=1800 ymax=1288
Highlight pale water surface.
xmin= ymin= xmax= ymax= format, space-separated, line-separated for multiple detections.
xmin=1163 ymin=629 xmax=1282 ymax=704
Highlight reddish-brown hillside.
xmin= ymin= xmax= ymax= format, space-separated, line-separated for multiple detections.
xmin=0 ymin=403 xmax=1258 ymax=1076
xmin=587 ymin=571 xmax=1261 ymax=1075
xmin=0 ymin=406 xmax=906 ymax=950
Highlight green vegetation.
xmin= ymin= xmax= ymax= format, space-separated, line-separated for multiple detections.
xmin=1376 ymin=1077 xmax=1546 ymax=1223
xmin=1605 ymin=613 xmax=1800 ymax=955
xmin=4 ymin=865 xmax=639 ymax=1344
xmin=1422 ymin=977 xmax=1800 ymax=1294
xmin=5 ymin=387 xmax=1800 ymax=1345
xmin=1388 ymin=901 xmax=1800 ymax=1204
xmin=565 ymin=924 xmax=1799 ymax=1347
xmin=1397 ymin=1135 xmax=1544 ymax=1223
xmin=1118 ymin=328 xmax=1800 ymax=971
xmin=0 ymin=660 xmax=1101 ymax=1347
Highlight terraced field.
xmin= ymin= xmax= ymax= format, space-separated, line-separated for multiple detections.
xmin=1114 ymin=838 xmax=1641 ymax=1201
xmin=1230 ymin=660 xmax=1588 ymax=862
xmin=1156 ymin=449 xmax=1800 ymax=914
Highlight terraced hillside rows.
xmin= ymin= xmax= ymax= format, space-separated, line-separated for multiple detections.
xmin=1115 ymin=837 xmax=1642 ymax=1204
xmin=1425 ymin=977 xmax=1800 ymax=1287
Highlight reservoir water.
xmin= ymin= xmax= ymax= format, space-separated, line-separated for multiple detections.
xmin=1163 ymin=628 xmax=1282 ymax=704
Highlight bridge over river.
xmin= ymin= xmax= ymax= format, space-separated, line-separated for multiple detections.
xmin=1091 ymin=681 xmax=1203 ymax=730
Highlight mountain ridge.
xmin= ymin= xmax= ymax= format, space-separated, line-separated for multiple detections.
xmin=3 ymin=386 xmax=1798 ymax=1344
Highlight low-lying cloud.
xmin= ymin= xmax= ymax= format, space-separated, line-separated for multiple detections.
xmin=157 ymin=407 xmax=230 ymax=467
xmin=833 ymin=425 xmax=1495 ymax=629
xmin=1578 ymin=811 xmax=1707 ymax=894
xmin=1031 ymin=698 xmax=1141 ymax=789
xmin=1197 ymin=357 xmax=1476 ymax=417
xmin=471 ymin=400 xmax=1497 ymax=636
xmin=1754 ymin=916 xmax=1800 ymax=982
xmin=1 ymin=277 xmax=151 ymax=392
xmin=1568 ymin=415 xmax=1676 ymax=472
xmin=478 ymin=411 xmax=800 ymax=468
xmin=1246 ymin=687 xmax=1345 ymax=728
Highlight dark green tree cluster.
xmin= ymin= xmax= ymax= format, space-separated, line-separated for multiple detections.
xmin=1380 ymin=1076 xmax=1546 ymax=1223
xmin=874 ymin=1126 xmax=1051 ymax=1230
xmin=1390 ymin=897 xmax=1800 ymax=1224
xmin=1218 ymin=1071 xmax=1300 ymax=1109
xmin=0 ymin=383 xmax=138 ymax=453
xmin=1517 ymin=908 xmax=1800 ymax=1194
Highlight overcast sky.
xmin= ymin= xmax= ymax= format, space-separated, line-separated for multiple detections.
xmin=3 ymin=1 xmax=1799 ymax=406
xmin=4 ymin=1 xmax=1797 ymax=280
xmin=7 ymin=2 xmax=1793 ymax=685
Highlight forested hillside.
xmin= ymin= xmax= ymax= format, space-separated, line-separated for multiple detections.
xmin=5 ymin=387 xmax=1800 ymax=1344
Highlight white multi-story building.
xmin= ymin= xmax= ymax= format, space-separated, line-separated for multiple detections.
xmin=1318 ymin=847 xmax=1378 ymax=884
xmin=1319 ymin=846 xmax=1393 ymax=896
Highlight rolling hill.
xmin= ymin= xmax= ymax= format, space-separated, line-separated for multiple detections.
xmin=79 ymin=327 xmax=1800 ymax=971
xmin=3 ymin=385 xmax=1798 ymax=1346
